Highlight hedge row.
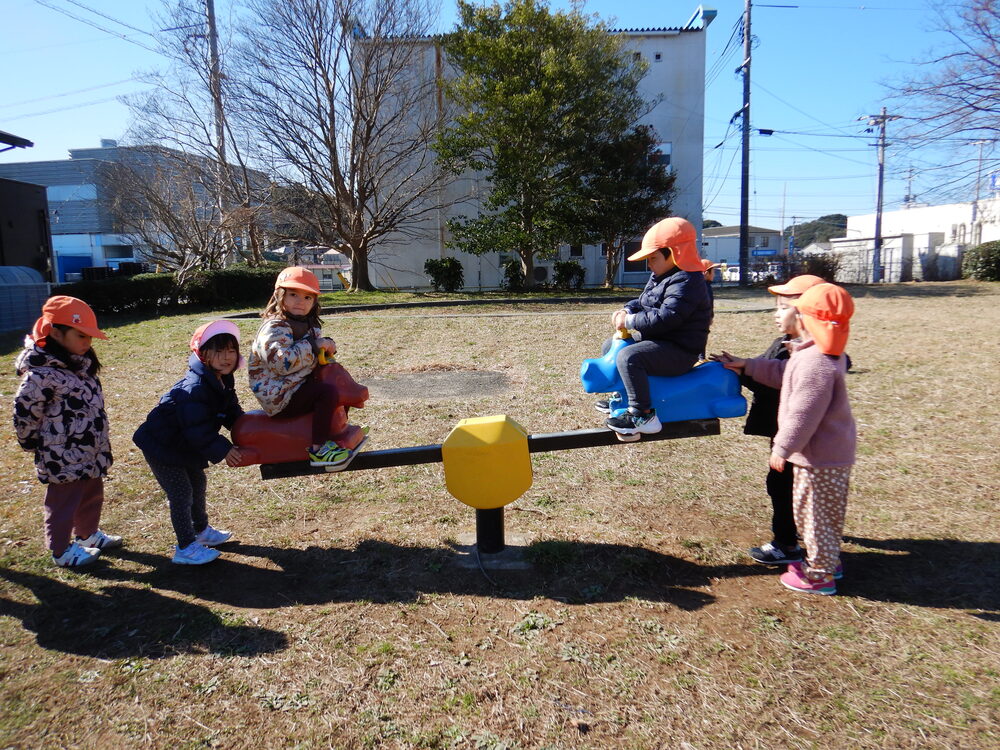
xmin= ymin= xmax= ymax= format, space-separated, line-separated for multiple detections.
xmin=55 ymin=263 xmax=284 ymax=314
xmin=963 ymin=240 xmax=1000 ymax=282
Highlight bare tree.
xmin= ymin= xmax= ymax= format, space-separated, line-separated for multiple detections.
xmin=889 ymin=0 xmax=1000 ymax=202
xmin=231 ymin=0 xmax=448 ymax=291
xmin=104 ymin=148 xmax=227 ymax=283
xmin=120 ymin=1 xmax=272 ymax=269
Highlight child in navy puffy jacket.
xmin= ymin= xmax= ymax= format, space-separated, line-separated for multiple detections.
xmin=599 ymin=217 xmax=713 ymax=439
xmin=133 ymin=321 xmax=245 ymax=565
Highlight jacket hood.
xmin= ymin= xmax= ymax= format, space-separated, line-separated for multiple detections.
xmin=15 ymin=345 xmax=84 ymax=376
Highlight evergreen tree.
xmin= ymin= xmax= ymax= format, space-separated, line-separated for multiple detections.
xmin=436 ymin=0 xmax=650 ymax=287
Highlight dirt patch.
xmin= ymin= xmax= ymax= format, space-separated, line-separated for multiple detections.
xmin=365 ymin=366 xmax=510 ymax=400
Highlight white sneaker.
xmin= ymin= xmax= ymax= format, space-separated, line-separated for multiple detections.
xmin=195 ymin=525 xmax=233 ymax=547
xmin=172 ymin=541 xmax=220 ymax=565
xmin=77 ymin=528 xmax=123 ymax=550
xmin=53 ymin=541 xmax=100 ymax=568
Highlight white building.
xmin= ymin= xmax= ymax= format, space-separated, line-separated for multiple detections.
xmin=700 ymin=224 xmax=783 ymax=266
xmin=366 ymin=7 xmax=717 ymax=290
xmin=828 ymin=196 xmax=1000 ymax=282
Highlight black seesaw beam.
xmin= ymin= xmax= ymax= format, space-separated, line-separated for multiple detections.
xmin=258 ymin=418 xmax=720 ymax=480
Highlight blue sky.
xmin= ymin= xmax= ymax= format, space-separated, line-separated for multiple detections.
xmin=2 ymin=0 xmax=961 ymax=231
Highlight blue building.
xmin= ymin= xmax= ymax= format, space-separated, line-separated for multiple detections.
xmin=0 ymin=140 xmax=139 ymax=282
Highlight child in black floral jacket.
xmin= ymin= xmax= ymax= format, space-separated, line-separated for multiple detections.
xmin=13 ymin=296 xmax=121 ymax=568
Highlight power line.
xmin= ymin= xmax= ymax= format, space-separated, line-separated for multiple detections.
xmin=4 ymin=93 xmax=148 ymax=121
xmin=0 ymin=78 xmax=141 ymax=110
xmin=31 ymin=0 xmax=160 ymax=54
xmin=59 ymin=0 xmax=157 ymax=37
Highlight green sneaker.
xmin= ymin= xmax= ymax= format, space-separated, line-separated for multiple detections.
xmin=308 ymin=440 xmax=351 ymax=467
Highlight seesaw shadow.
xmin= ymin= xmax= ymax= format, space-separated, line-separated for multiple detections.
xmin=841 ymin=536 xmax=999 ymax=619
xmin=88 ymin=540 xmax=776 ymax=612
xmin=0 ymin=566 xmax=288 ymax=659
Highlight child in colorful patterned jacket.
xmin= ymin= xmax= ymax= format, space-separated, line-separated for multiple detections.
xmin=13 ymin=296 xmax=121 ymax=568
xmin=248 ymin=266 xmax=367 ymax=468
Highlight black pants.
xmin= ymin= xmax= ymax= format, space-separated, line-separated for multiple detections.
xmin=144 ymin=454 xmax=209 ymax=549
xmin=766 ymin=462 xmax=798 ymax=548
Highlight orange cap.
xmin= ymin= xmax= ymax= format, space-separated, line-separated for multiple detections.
xmin=275 ymin=266 xmax=320 ymax=295
xmin=701 ymin=259 xmax=721 ymax=271
xmin=768 ymin=274 xmax=826 ymax=297
xmin=627 ymin=217 xmax=703 ymax=273
xmin=790 ymin=283 xmax=854 ymax=356
xmin=30 ymin=295 xmax=107 ymax=345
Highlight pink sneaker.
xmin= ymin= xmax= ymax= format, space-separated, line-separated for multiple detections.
xmin=780 ymin=562 xmax=836 ymax=595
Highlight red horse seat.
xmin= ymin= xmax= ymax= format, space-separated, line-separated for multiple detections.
xmin=232 ymin=362 xmax=369 ymax=466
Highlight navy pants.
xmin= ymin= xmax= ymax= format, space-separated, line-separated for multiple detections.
xmin=601 ymin=337 xmax=699 ymax=412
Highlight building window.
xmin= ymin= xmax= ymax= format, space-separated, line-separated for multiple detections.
xmin=652 ymin=142 xmax=672 ymax=168
xmin=654 ymin=52 xmax=662 ymax=62
xmin=47 ymin=184 xmax=97 ymax=202
xmin=103 ymin=244 xmax=134 ymax=259
xmin=623 ymin=241 xmax=646 ymax=273
xmin=569 ymin=244 xmax=583 ymax=257
xmin=958 ymin=224 xmax=967 ymax=244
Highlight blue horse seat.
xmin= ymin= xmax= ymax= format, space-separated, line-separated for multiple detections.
xmin=580 ymin=335 xmax=747 ymax=423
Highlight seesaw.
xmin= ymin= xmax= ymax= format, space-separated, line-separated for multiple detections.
xmin=232 ymin=342 xmax=746 ymax=555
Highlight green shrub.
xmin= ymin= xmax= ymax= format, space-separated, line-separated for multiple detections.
xmin=553 ymin=260 xmax=585 ymax=290
xmin=55 ymin=273 xmax=179 ymax=314
xmin=794 ymin=252 xmax=839 ymax=282
xmin=962 ymin=240 xmax=1000 ymax=281
xmin=182 ymin=263 xmax=283 ymax=307
xmin=501 ymin=258 xmax=525 ymax=291
xmin=423 ymin=257 xmax=465 ymax=292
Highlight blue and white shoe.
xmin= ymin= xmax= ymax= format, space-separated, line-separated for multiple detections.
xmin=606 ymin=408 xmax=662 ymax=440
xmin=195 ymin=525 xmax=233 ymax=547
xmin=594 ymin=394 xmax=623 ymax=414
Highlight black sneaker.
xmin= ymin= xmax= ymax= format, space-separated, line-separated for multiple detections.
xmin=594 ymin=395 xmax=623 ymax=414
xmin=606 ymin=408 xmax=662 ymax=436
xmin=748 ymin=542 xmax=804 ymax=566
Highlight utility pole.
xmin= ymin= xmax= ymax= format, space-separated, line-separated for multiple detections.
xmin=863 ymin=107 xmax=899 ymax=283
xmin=205 ymin=0 xmax=229 ymax=260
xmin=205 ymin=0 xmax=226 ymax=166
xmin=738 ymin=0 xmax=752 ymax=286
xmin=972 ymin=139 xmax=988 ymax=225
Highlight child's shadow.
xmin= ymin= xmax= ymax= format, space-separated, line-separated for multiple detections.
xmin=90 ymin=540 xmax=773 ymax=611
xmin=842 ymin=536 xmax=999 ymax=620
xmin=0 ymin=566 xmax=288 ymax=659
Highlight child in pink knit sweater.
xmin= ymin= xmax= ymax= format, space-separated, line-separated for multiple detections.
xmin=717 ymin=283 xmax=856 ymax=595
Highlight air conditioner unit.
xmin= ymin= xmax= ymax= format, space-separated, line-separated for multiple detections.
xmin=532 ymin=262 xmax=554 ymax=284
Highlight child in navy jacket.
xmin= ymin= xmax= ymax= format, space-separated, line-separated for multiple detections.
xmin=599 ymin=217 xmax=713 ymax=438
xmin=133 ymin=321 xmax=245 ymax=565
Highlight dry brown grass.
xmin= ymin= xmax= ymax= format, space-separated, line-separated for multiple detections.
xmin=1 ymin=281 xmax=998 ymax=749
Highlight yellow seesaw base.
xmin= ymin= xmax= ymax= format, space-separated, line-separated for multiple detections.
xmin=441 ymin=415 xmax=532 ymax=510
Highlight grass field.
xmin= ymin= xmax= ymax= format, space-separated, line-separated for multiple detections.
xmin=1 ymin=281 xmax=997 ymax=749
